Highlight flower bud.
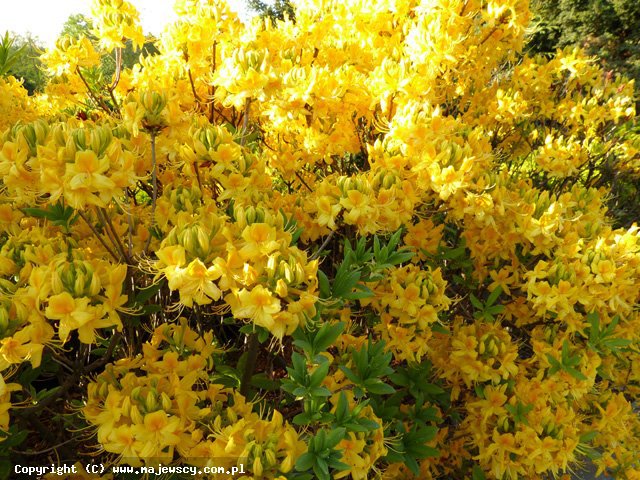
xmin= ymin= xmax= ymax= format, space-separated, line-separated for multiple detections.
xmin=252 ymin=457 xmax=263 ymax=477
xmin=161 ymin=392 xmax=173 ymax=411
xmin=145 ymin=391 xmax=158 ymax=412
xmin=130 ymin=404 xmax=144 ymax=424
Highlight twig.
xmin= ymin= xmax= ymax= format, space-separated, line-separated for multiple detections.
xmin=194 ymin=161 xmax=203 ymax=191
xmin=108 ymin=47 xmax=122 ymax=92
xmin=209 ymin=41 xmax=217 ymax=123
xmin=86 ymin=332 xmax=122 ymax=371
xmin=295 ymin=171 xmax=313 ymax=192
xmin=75 ymin=66 xmax=110 ymax=114
xmin=144 ymin=133 xmax=159 ymax=253
xmin=127 ymin=197 xmax=134 ymax=258
xmin=188 ymin=67 xmax=204 ymax=104
xmin=77 ymin=210 xmax=120 ymax=262
xmin=240 ymin=98 xmax=251 ymax=145
xmin=240 ymin=333 xmax=259 ymax=397
xmin=12 ymin=437 xmax=76 ymax=455
xmin=98 ymin=207 xmax=130 ymax=264
xmin=310 ymin=230 xmax=335 ymax=260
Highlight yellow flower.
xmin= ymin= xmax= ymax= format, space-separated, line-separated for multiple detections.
xmin=239 ymin=223 xmax=281 ymax=260
xmin=229 ymin=286 xmax=281 ymax=333
xmin=172 ymin=259 xmax=223 ymax=307
xmin=64 ymin=150 xmax=116 ymax=208
xmin=132 ymin=410 xmax=182 ymax=458
xmin=45 ymin=293 xmax=121 ymax=344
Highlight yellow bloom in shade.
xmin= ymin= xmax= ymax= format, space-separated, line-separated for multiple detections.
xmin=228 ymin=285 xmax=281 ymax=333
xmin=0 ymin=331 xmax=40 ymax=369
xmin=45 ymin=293 xmax=122 ymax=344
xmin=239 ymin=223 xmax=280 ymax=259
xmin=0 ymin=373 xmax=21 ymax=438
xmin=156 ymin=245 xmax=187 ymax=268
xmin=316 ymin=195 xmax=341 ymax=229
xmin=132 ymin=410 xmax=182 ymax=458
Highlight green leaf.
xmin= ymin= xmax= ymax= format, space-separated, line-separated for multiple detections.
xmin=431 ymin=323 xmax=450 ymax=335
xmin=318 ymin=270 xmax=331 ymax=299
xmin=545 ymin=353 xmax=562 ymax=374
xmin=295 ymin=452 xmax=316 ymax=472
xmin=314 ymin=457 xmax=329 ymax=479
xmin=565 ymin=366 xmax=588 ymax=381
xmin=293 ymin=412 xmax=314 ymax=425
xmin=389 ymin=372 xmax=409 ymax=387
xmin=309 ymin=360 xmax=330 ymax=388
xmin=472 ymin=465 xmax=487 ymax=480
xmin=602 ymin=338 xmax=633 ymax=349
xmin=339 ymin=365 xmax=361 ymax=385
xmin=579 ymin=431 xmax=598 ymax=443
xmin=363 ymin=379 xmax=395 ymax=395
xmin=332 ymin=270 xmax=361 ymax=298
xmin=422 ymin=383 xmax=445 ymax=395
xmin=313 ymin=322 xmax=345 ymax=355
xmin=134 ymin=282 xmax=161 ymax=304
xmin=335 ymin=391 xmax=349 ymax=422
xmin=470 ymin=294 xmax=483 ymax=310
xmin=486 ymin=285 xmax=502 ymax=306
xmin=22 ymin=207 xmax=49 ymax=219
xmin=250 ymin=373 xmax=279 ymax=391
xmin=561 ymin=340 xmax=571 ymax=364
xmin=325 ymin=427 xmax=347 ymax=449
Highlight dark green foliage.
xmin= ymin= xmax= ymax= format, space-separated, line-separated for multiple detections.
xmin=527 ymin=1 xmax=640 ymax=229
xmin=247 ymin=0 xmax=295 ymax=24
xmin=1 ymin=32 xmax=47 ymax=94
xmin=528 ymin=0 xmax=640 ymax=87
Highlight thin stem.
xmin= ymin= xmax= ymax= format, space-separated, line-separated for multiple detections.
xmin=98 ymin=207 xmax=130 ymax=264
xmin=194 ymin=161 xmax=203 ymax=191
xmin=86 ymin=332 xmax=122 ymax=371
xmin=240 ymin=98 xmax=251 ymax=145
xmin=78 ymin=210 xmax=120 ymax=262
xmin=75 ymin=66 xmax=110 ymax=114
xmin=188 ymin=67 xmax=204 ymax=104
xmin=310 ymin=230 xmax=335 ymax=260
xmin=209 ymin=41 xmax=217 ymax=124
xmin=144 ymin=133 xmax=158 ymax=253
xmin=11 ymin=437 xmax=76 ymax=456
xmin=107 ymin=47 xmax=122 ymax=116
xmin=108 ymin=47 xmax=122 ymax=92
xmin=127 ymin=197 xmax=134 ymax=258
xmin=240 ymin=333 xmax=259 ymax=398
xmin=295 ymin=171 xmax=313 ymax=192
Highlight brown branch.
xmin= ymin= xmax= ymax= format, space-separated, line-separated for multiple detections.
xmin=310 ymin=231 xmax=335 ymax=260
xmin=86 ymin=332 xmax=122 ymax=371
xmin=78 ymin=210 xmax=120 ymax=262
xmin=75 ymin=66 xmax=111 ymax=114
xmin=295 ymin=171 xmax=313 ymax=192
xmin=144 ymin=133 xmax=159 ymax=253
xmin=209 ymin=41 xmax=217 ymax=124
xmin=188 ymin=67 xmax=204 ymax=105
xmin=194 ymin=161 xmax=203 ymax=191
xmin=108 ymin=47 xmax=122 ymax=92
xmin=98 ymin=207 xmax=130 ymax=264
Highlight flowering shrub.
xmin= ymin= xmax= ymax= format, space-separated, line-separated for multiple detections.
xmin=1 ymin=0 xmax=640 ymax=479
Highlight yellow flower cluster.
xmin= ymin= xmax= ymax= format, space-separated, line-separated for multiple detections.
xmin=153 ymin=204 xmax=318 ymax=339
xmin=90 ymin=0 xmax=145 ymax=51
xmin=1 ymin=0 xmax=640 ymax=477
xmin=364 ymin=265 xmax=450 ymax=362
xmin=0 ymin=120 xmax=138 ymax=208
xmin=84 ymin=320 xmax=303 ymax=477
xmin=0 ymin=77 xmax=38 ymax=132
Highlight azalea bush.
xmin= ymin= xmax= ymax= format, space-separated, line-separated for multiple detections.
xmin=1 ymin=0 xmax=640 ymax=479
